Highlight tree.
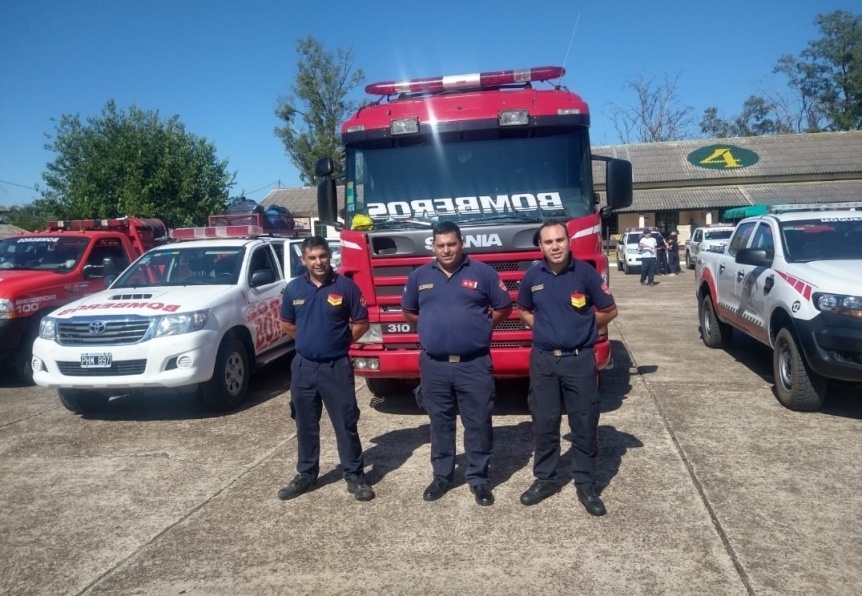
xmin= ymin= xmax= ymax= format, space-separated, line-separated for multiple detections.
xmin=41 ymin=100 xmax=235 ymax=228
xmin=699 ymin=96 xmax=794 ymax=138
xmin=274 ymin=37 xmax=364 ymax=185
xmin=3 ymin=200 xmax=55 ymax=232
xmin=608 ymin=73 xmax=696 ymax=143
xmin=701 ymin=10 xmax=861 ymax=136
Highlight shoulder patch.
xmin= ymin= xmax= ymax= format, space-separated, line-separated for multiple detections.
xmin=601 ymin=282 xmax=611 ymax=294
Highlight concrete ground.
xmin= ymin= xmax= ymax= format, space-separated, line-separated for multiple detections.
xmin=1 ymin=268 xmax=860 ymax=595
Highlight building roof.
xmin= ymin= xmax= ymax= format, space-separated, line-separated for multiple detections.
xmin=262 ymin=131 xmax=862 ymax=216
xmin=0 ymin=223 xmax=30 ymax=239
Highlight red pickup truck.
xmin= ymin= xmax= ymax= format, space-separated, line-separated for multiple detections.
xmin=0 ymin=217 xmax=167 ymax=382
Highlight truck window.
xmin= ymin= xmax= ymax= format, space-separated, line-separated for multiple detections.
xmin=751 ymin=223 xmax=775 ymax=261
xmin=345 ymin=130 xmax=589 ymax=229
xmin=247 ymin=246 xmax=277 ymax=284
xmin=727 ymin=222 xmax=756 ymax=257
xmin=781 ymin=219 xmax=862 ymax=262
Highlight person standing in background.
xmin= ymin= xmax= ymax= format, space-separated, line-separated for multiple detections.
xmin=638 ymin=229 xmax=657 ymax=286
xmin=666 ymin=231 xmax=682 ymax=275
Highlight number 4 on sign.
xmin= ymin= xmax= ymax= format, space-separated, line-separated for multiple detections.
xmin=700 ymin=148 xmax=742 ymax=168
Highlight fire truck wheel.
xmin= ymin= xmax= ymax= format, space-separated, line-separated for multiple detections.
xmin=773 ymin=328 xmax=827 ymax=411
xmin=200 ymin=337 xmax=249 ymax=411
xmin=57 ymin=388 xmax=110 ymax=414
xmin=699 ymin=294 xmax=732 ymax=349
xmin=365 ymin=378 xmax=403 ymax=398
xmin=14 ymin=326 xmax=39 ymax=385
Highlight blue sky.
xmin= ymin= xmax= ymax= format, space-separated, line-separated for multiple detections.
xmin=1 ymin=0 xmax=858 ymax=207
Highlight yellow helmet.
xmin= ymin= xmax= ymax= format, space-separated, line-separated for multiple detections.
xmin=351 ymin=213 xmax=374 ymax=231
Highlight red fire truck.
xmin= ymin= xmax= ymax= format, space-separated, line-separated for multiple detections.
xmin=315 ymin=66 xmax=633 ymax=396
xmin=0 ymin=217 xmax=168 ymax=382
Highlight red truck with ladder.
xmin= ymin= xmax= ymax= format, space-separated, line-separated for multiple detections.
xmin=0 ymin=217 xmax=168 ymax=382
xmin=315 ymin=66 xmax=633 ymax=395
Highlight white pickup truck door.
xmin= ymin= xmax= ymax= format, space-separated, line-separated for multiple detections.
xmin=718 ymin=221 xmax=757 ymax=323
xmin=246 ymin=244 xmax=289 ymax=353
xmin=735 ymin=222 xmax=773 ymax=344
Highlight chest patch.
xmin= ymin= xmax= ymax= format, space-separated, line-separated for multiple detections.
xmin=571 ymin=292 xmax=586 ymax=308
xmin=461 ymin=279 xmax=478 ymax=290
xmin=327 ymin=294 xmax=343 ymax=306
xmin=292 ymin=299 xmax=305 ymax=306
xmin=531 ymin=284 xmax=544 ymax=292
xmin=419 ymin=283 xmax=434 ymax=291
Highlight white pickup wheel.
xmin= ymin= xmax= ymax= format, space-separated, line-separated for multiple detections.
xmin=199 ymin=337 xmax=249 ymax=411
xmin=773 ymin=328 xmax=827 ymax=411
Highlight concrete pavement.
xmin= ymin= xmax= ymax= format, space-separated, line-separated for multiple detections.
xmin=0 ymin=268 xmax=860 ymax=595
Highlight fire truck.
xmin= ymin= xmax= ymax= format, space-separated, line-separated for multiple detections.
xmin=315 ymin=66 xmax=633 ymax=396
xmin=0 ymin=217 xmax=168 ymax=383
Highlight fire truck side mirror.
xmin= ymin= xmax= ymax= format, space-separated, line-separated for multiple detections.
xmin=317 ymin=179 xmax=338 ymax=224
xmin=315 ymin=156 xmax=334 ymax=177
xmin=605 ymin=159 xmax=633 ymax=210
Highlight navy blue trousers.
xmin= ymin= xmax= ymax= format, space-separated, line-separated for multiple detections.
xmin=528 ymin=349 xmax=600 ymax=488
xmin=290 ymin=355 xmax=364 ymax=479
xmin=418 ymin=352 xmax=495 ymax=486
xmin=640 ymin=256 xmax=656 ymax=284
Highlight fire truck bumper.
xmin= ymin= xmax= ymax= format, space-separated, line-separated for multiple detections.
xmin=31 ymin=330 xmax=221 ymax=391
xmin=351 ymin=339 xmax=613 ymax=379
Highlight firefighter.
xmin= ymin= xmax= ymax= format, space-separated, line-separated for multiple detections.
xmin=277 ymin=236 xmax=374 ymax=502
xmin=517 ymin=220 xmax=618 ymax=516
xmin=401 ymin=221 xmax=512 ymax=506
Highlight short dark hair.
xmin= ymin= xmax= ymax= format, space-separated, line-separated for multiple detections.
xmin=433 ymin=220 xmax=462 ymax=241
xmin=301 ymin=235 xmax=331 ymax=256
xmin=534 ymin=219 xmax=568 ymax=245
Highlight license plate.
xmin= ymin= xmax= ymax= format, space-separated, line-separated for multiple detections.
xmin=81 ymin=353 xmax=112 ymax=368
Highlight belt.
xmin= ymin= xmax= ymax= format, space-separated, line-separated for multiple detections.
xmin=298 ymin=353 xmax=347 ymax=364
xmin=425 ymin=349 xmax=489 ymax=363
xmin=540 ymin=348 xmax=581 ymax=357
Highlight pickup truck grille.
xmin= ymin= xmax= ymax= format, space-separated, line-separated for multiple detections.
xmin=56 ymin=360 xmax=147 ymax=376
xmin=56 ymin=318 xmax=152 ymax=346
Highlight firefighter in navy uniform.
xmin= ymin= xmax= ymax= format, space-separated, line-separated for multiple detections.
xmin=401 ymin=221 xmax=512 ymax=506
xmin=277 ymin=236 xmax=373 ymax=502
xmin=517 ymin=221 xmax=618 ymax=516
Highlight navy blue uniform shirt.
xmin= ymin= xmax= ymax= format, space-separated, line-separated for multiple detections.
xmin=402 ymin=256 xmax=510 ymax=357
xmin=517 ymin=256 xmax=615 ymax=352
xmin=280 ymin=271 xmax=368 ymax=361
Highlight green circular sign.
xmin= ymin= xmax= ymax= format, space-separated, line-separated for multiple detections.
xmin=687 ymin=144 xmax=759 ymax=170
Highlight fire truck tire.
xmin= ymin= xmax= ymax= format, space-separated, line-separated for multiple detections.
xmin=773 ymin=328 xmax=827 ymax=411
xmin=199 ymin=337 xmax=249 ymax=411
xmin=57 ymin=388 xmax=110 ymax=414
xmin=14 ymin=325 xmax=39 ymax=385
xmin=699 ymin=294 xmax=732 ymax=349
xmin=365 ymin=378 xmax=402 ymax=398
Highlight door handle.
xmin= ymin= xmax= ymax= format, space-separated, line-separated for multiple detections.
xmin=719 ymin=263 xmax=725 ymax=273
xmin=737 ymin=270 xmax=745 ymax=281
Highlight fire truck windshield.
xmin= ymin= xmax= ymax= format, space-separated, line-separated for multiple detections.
xmin=345 ymin=130 xmax=592 ymax=230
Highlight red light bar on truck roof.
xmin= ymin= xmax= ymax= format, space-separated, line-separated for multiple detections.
xmin=365 ymin=66 xmax=566 ymax=95
xmin=171 ymin=225 xmax=264 ymax=240
xmin=47 ymin=218 xmax=130 ymax=232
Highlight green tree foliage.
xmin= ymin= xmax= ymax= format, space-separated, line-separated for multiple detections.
xmin=701 ymin=10 xmax=861 ymax=137
xmin=41 ymin=100 xmax=235 ymax=228
xmin=274 ymin=37 xmax=364 ymax=185
xmin=2 ymin=200 xmax=55 ymax=232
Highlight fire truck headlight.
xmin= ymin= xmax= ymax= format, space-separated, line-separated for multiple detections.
xmin=0 ymin=299 xmax=14 ymax=320
xmin=39 ymin=317 xmax=57 ymax=340
xmin=499 ymin=109 xmax=529 ymax=126
xmin=356 ymin=323 xmax=382 ymax=344
xmin=154 ymin=309 xmax=211 ymax=337
xmin=814 ymin=293 xmax=862 ymax=318
xmin=390 ymin=118 xmax=419 ymax=136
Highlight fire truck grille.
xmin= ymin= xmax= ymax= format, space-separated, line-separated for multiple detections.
xmin=56 ymin=360 xmax=147 ymax=376
xmin=496 ymin=319 xmax=527 ymax=332
xmin=56 ymin=319 xmax=152 ymax=346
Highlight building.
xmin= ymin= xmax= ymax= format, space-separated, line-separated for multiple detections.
xmin=594 ymin=130 xmax=862 ymax=244
xmin=262 ymin=131 xmax=862 ymax=245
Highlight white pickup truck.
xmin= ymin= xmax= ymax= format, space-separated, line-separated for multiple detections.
xmin=694 ymin=204 xmax=862 ymax=411
xmin=684 ymin=224 xmax=735 ymax=269
xmin=32 ymin=225 xmax=324 ymax=414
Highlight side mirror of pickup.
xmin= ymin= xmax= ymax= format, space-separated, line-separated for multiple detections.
xmin=735 ymin=248 xmax=772 ymax=267
xmin=250 ymin=269 xmax=276 ymax=287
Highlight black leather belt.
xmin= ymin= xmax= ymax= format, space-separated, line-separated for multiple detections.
xmin=540 ymin=348 xmax=581 ymax=357
xmin=425 ymin=349 xmax=490 ymax=363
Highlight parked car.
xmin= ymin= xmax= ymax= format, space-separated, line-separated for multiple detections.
xmin=616 ymin=228 xmax=665 ymax=274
